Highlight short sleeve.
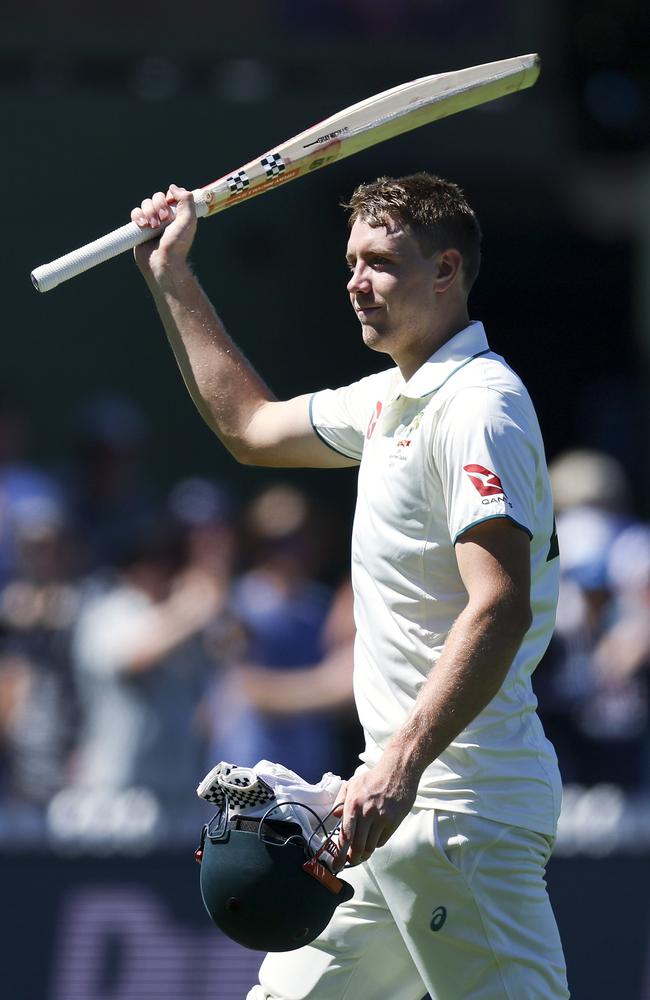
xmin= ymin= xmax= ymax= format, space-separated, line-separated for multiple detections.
xmin=309 ymin=371 xmax=391 ymax=463
xmin=432 ymin=386 xmax=537 ymax=543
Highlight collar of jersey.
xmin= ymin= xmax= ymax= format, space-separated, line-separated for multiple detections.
xmin=392 ymin=321 xmax=490 ymax=401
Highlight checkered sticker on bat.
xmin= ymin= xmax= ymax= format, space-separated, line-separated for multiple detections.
xmin=227 ymin=170 xmax=250 ymax=193
xmin=260 ymin=153 xmax=286 ymax=177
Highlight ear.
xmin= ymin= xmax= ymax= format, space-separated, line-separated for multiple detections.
xmin=433 ymin=249 xmax=464 ymax=294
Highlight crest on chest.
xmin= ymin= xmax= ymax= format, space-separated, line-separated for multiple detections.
xmin=387 ymin=407 xmax=425 ymax=465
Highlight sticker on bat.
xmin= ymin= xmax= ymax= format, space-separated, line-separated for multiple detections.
xmin=308 ymin=143 xmax=343 ymax=171
xmin=304 ymin=127 xmax=349 ymax=148
xmin=260 ymin=153 xmax=286 ymax=177
xmin=227 ymin=170 xmax=251 ymax=194
xmin=206 ymin=167 xmax=302 ymax=213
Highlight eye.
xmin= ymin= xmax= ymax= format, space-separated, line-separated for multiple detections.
xmin=371 ymin=257 xmax=389 ymax=269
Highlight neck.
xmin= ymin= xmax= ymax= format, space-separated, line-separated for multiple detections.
xmin=395 ymin=307 xmax=470 ymax=381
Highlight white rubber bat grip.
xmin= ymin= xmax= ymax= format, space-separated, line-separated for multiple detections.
xmin=31 ymin=221 xmax=158 ymax=293
xmin=30 ymin=195 xmax=207 ymax=293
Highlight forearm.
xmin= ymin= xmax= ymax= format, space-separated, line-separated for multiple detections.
xmin=121 ymin=611 xmax=200 ymax=673
xmin=142 ymin=261 xmax=276 ymax=460
xmin=133 ymin=187 xmax=341 ymax=469
xmin=117 ymin=573 xmax=219 ymax=674
xmin=239 ymin=643 xmax=355 ymax=713
xmin=383 ymin=598 xmax=530 ymax=782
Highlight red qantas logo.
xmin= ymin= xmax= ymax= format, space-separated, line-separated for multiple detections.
xmin=463 ymin=464 xmax=505 ymax=497
xmin=366 ymin=401 xmax=382 ymax=439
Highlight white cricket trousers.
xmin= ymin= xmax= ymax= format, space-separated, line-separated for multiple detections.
xmin=247 ymin=808 xmax=569 ymax=1000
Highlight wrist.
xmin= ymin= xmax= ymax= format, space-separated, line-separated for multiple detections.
xmin=381 ymin=737 xmax=426 ymax=788
xmin=145 ymin=257 xmax=195 ymax=295
xmin=145 ymin=250 xmax=194 ymax=288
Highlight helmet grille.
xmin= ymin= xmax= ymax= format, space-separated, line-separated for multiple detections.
xmin=230 ymin=813 xmax=304 ymax=846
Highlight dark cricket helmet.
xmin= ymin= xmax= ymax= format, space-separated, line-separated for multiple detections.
xmin=196 ymin=806 xmax=354 ymax=952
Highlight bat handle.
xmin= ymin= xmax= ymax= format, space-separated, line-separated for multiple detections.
xmin=30 ymin=190 xmax=208 ymax=293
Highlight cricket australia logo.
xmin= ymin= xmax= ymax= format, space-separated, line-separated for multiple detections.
xmin=396 ymin=411 xmax=423 ymax=448
xmin=463 ymin=464 xmax=513 ymax=508
xmin=388 ymin=408 xmax=425 ymax=466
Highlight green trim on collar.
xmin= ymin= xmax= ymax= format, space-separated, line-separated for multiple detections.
xmin=417 ymin=348 xmax=492 ymax=399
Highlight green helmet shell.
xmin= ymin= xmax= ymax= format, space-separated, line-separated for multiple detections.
xmin=198 ymin=813 xmax=354 ymax=952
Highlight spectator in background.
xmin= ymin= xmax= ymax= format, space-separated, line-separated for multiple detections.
xmin=167 ymin=475 xmax=248 ymax=745
xmin=206 ymin=484 xmax=355 ymax=782
xmin=167 ymin=476 xmax=237 ymax=598
xmin=71 ymin=516 xmax=219 ymax=808
xmin=589 ymin=525 xmax=650 ymax=789
xmin=536 ymin=448 xmax=647 ymax=788
xmin=0 ymin=397 xmax=65 ymax=585
xmin=0 ymin=648 xmax=32 ymax=801
xmin=0 ymin=495 xmax=79 ymax=805
xmin=549 ymin=448 xmax=630 ymax=520
xmin=237 ymin=576 xmax=360 ymax=776
xmin=602 ymin=525 xmax=650 ymax=697
xmin=67 ymin=395 xmax=158 ymax=573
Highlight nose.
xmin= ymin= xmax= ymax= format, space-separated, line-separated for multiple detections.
xmin=347 ymin=262 xmax=371 ymax=296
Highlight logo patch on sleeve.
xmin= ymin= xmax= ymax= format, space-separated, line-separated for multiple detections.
xmin=463 ymin=464 xmax=505 ymax=497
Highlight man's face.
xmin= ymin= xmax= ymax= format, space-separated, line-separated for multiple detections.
xmin=345 ymin=217 xmax=440 ymax=358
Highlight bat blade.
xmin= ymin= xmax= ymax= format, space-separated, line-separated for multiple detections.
xmin=31 ymin=54 xmax=539 ymax=292
xmin=197 ymin=54 xmax=540 ymax=218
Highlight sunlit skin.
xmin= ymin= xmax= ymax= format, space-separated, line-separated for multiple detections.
xmin=345 ymin=218 xmax=470 ymax=381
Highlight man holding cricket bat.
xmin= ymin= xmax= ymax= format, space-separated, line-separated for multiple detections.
xmin=132 ymin=173 xmax=569 ymax=999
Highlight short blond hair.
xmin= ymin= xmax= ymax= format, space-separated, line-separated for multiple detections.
xmin=344 ymin=173 xmax=482 ymax=291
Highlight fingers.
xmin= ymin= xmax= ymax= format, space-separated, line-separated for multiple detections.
xmin=333 ymin=793 xmax=356 ymax=869
xmin=337 ymin=787 xmax=370 ymax=867
xmin=358 ymin=823 xmax=384 ymax=862
xmin=131 ymin=185 xmax=192 ymax=229
xmin=336 ymin=800 xmax=395 ymax=867
xmin=132 ymin=190 xmax=170 ymax=229
xmin=333 ymin=770 xmax=410 ymax=868
xmin=131 ymin=184 xmax=197 ymax=272
xmin=338 ymin=802 xmax=382 ymax=867
xmin=345 ymin=815 xmax=384 ymax=866
xmin=331 ymin=782 xmax=348 ymax=818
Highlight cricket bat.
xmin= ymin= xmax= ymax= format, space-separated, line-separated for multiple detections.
xmin=31 ymin=54 xmax=540 ymax=292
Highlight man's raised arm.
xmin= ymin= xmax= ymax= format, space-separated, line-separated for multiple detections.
xmin=132 ymin=184 xmax=355 ymax=469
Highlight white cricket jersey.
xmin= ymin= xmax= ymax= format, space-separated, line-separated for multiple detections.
xmin=310 ymin=322 xmax=562 ymax=836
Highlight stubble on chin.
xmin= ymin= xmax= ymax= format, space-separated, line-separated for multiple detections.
xmin=361 ymin=324 xmax=392 ymax=355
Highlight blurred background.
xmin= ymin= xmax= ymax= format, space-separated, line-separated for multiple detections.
xmin=2 ymin=0 xmax=649 ymax=997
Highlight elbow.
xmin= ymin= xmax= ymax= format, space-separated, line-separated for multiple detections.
xmin=227 ymin=437 xmax=286 ymax=468
xmin=228 ymin=443 xmax=253 ymax=465
xmin=210 ymin=429 xmax=261 ymax=467
xmin=502 ymin=596 xmax=532 ymax=644
xmin=472 ymin=593 xmax=532 ymax=645
xmin=229 ymin=442 xmax=265 ymax=467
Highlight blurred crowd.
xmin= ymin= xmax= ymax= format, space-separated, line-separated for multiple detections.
xmin=0 ymin=396 xmax=358 ymax=846
xmin=538 ymin=449 xmax=650 ymax=795
xmin=0 ymin=394 xmax=649 ymax=848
